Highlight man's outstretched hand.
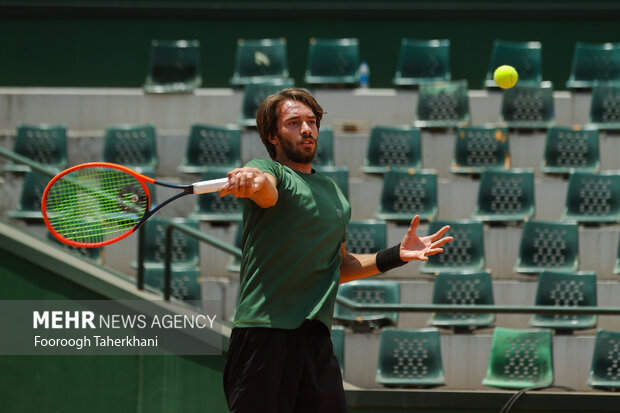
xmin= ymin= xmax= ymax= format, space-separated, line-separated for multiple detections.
xmin=399 ymin=215 xmax=453 ymax=262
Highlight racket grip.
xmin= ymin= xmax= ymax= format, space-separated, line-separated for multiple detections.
xmin=192 ymin=177 xmax=229 ymax=194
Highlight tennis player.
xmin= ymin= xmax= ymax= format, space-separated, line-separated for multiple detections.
xmin=219 ymin=88 xmax=452 ymax=412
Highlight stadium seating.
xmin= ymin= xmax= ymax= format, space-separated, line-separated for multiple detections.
xmin=541 ymin=126 xmax=600 ymax=175
xmin=414 ymin=80 xmax=470 ymax=128
xmin=7 ymin=171 xmax=49 ymax=221
xmin=313 ymin=126 xmax=335 ymax=169
xmin=134 ymin=217 xmax=200 ymax=270
xmin=484 ymin=39 xmax=543 ymax=88
xmin=529 ymin=270 xmax=598 ymax=331
xmin=143 ymin=39 xmax=201 ymax=93
xmin=392 ymin=38 xmax=451 ymax=87
xmin=428 ymin=271 xmax=495 ymax=331
xmin=362 ymin=125 xmax=422 ymax=174
xmin=562 ymin=171 xmax=620 ymax=224
xmin=46 ymin=231 xmax=103 ymax=263
xmin=482 ymin=327 xmax=554 ymax=389
xmin=178 ymin=123 xmax=241 ymax=174
xmin=334 ymin=279 xmax=400 ymax=331
xmin=304 ymin=37 xmax=360 ymax=87
xmin=375 ymin=169 xmax=438 ymax=223
xmin=588 ymin=83 xmax=620 ymax=131
xmin=376 ymin=328 xmax=445 ymax=387
xmin=230 ymin=37 xmax=291 ymax=86
xmin=345 ymin=220 xmax=387 ymax=254
xmin=3 ymin=123 xmax=67 ymax=173
xmin=143 ymin=267 xmax=202 ymax=302
xmin=566 ymin=42 xmax=620 ymax=89
xmin=450 ymin=125 xmax=510 ymax=175
xmin=587 ymin=329 xmax=620 ymax=390
xmin=102 ymin=124 xmax=158 ymax=176
xmin=499 ymin=82 xmax=555 ymax=130
xmin=192 ymin=171 xmax=243 ymax=222
xmin=514 ymin=220 xmax=579 ymax=275
xmin=419 ymin=220 xmax=485 ymax=274
xmin=238 ymin=79 xmax=295 ymax=127
xmin=471 ymin=169 xmax=535 ymax=223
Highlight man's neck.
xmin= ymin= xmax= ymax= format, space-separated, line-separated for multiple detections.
xmin=275 ymin=157 xmax=313 ymax=174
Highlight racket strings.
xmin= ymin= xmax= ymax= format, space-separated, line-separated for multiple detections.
xmin=44 ymin=167 xmax=149 ymax=244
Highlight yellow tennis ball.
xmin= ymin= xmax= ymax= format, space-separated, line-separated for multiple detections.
xmin=493 ymin=65 xmax=518 ymax=89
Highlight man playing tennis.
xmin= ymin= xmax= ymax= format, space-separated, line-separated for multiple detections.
xmin=219 ymin=88 xmax=452 ymax=413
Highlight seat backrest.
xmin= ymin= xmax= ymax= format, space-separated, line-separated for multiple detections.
xmin=567 ymin=42 xmax=620 ymax=89
xmin=563 ymin=171 xmax=620 ymax=223
xmin=485 ymin=39 xmax=542 ymax=87
xmin=13 ymin=123 xmax=67 ymax=169
xmin=452 ymin=125 xmax=510 ymax=173
xmin=194 ymin=171 xmax=243 ymax=222
xmin=473 ymin=169 xmax=535 ymax=222
xmin=376 ymin=328 xmax=445 ymax=387
xmin=345 ymin=220 xmax=387 ymax=254
xmin=500 ymin=82 xmax=555 ymax=129
xmin=415 ymin=80 xmax=470 ymax=128
xmin=393 ymin=38 xmax=451 ymax=86
xmin=181 ymin=123 xmax=241 ymax=173
xmin=304 ymin=38 xmax=360 ymax=85
xmin=482 ymin=327 xmax=553 ymax=389
xmin=140 ymin=217 xmax=200 ymax=268
xmin=143 ymin=268 xmax=201 ymax=301
xmin=231 ymin=38 xmax=290 ymax=85
xmin=335 ymin=279 xmax=400 ymax=325
xmin=239 ymin=79 xmax=295 ymax=126
xmin=588 ymin=329 xmax=620 ymax=389
xmin=103 ymin=124 xmax=157 ymax=174
xmin=313 ymin=126 xmax=335 ymax=168
xmin=422 ymin=220 xmax=485 ymax=272
xmin=542 ymin=126 xmax=600 ymax=174
xmin=16 ymin=171 xmax=49 ymax=214
xmin=377 ymin=169 xmax=438 ymax=222
xmin=364 ymin=125 xmax=422 ymax=173
xmin=589 ymin=83 xmax=620 ymax=129
xmin=533 ymin=270 xmax=597 ymax=324
xmin=433 ymin=271 xmax=494 ymax=305
xmin=144 ymin=39 xmax=201 ymax=93
xmin=517 ymin=220 xmax=579 ymax=272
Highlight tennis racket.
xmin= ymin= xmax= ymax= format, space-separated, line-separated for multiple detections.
xmin=42 ymin=162 xmax=228 ymax=248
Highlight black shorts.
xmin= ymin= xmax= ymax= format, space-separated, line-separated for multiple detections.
xmin=223 ymin=320 xmax=348 ymax=413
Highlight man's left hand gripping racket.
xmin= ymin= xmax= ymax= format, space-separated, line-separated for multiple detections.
xmin=42 ymin=162 xmax=227 ymax=248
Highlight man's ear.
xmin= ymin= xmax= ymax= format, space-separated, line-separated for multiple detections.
xmin=267 ymin=134 xmax=279 ymax=145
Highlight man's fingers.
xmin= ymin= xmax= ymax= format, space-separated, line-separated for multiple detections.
xmin=431 ymin=236 xmax=453 ymax=249
xmin=430 ymin=225 xmax=451 ymax=241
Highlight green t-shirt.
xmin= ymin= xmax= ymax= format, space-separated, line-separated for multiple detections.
xmin=233 ymin=158 xmax=351 ymax=330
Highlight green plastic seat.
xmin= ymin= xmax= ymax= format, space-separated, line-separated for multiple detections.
xmin=4 ymin=123 xmax=67 ymax=172
xmin=450 ymin=125 xmax=510 ymax=174
xmin=376 ymin=328 xmax=445 ymax=388
xmin=376 ymin=169 xmax=438 ymax=223
xmin=562 ymin=171 xmax=620 ymax=224
xmin=362 ymin=125 xmax=422 ymax=174
xmin=484 ymin=40 xmax=543 ymax=88
xmin=192 ymin=171 xmax=243 ymax=222
xmin=143 ymin=39 xmax=201 ymax=94
xmin=471 ymin=169 xmax=535 ymax=223
xmin=143 ymin=268 xmax=201 ymax=302
xmin=345 ymin=220 xmax=387 ymax=255
xmin=428 ymin=271 xmax=495 ymax=330
xmin=419 ymin=220 xmax=485 ymax=274
xmin=334 ymin=279 xmax=400 ymax=330
xmin=7 ymin=171 xmax=49 ymax=221
xmin=46 ymin=231 xmax=103 ymax=263
xmin=313 ymin=126 xmax=335 ymax=169
xmin=414 ymin=80 xmax=470 ymax=129
xmin=230 ymin=37 xmax=291 ymax=86
xmin=500 ymin=82 xmax=555 ymax=130
xmin=530 ymin=270 xmax=597 ymax=331
xmin=103 ymin=124 xmax=158 ymax=176
xmin=392 ymin=39 xmax=451 ymax=87
xmin=541 ymin=126 xmax=600 ymax=174
xmin=238 ymin=79 xmax=295 ymax=127
xmin=134 ymin=217 xmax=200 ymax=270
xmin=566 ymin=42 xmax=620 ymax=89
xmin=331 ymin=326 xmax=345 ymax=373
xmin=588 ymin=83 xmax=620 ymax=131
xmin=316 ymin=166 xmax=349 ymax=200
xmin=178 ymin=123 xmax=241 ymax=174
xmin=304 ymin=38 xmax=360 ymax=86
xmin=482 ymin=327 xmax=554 ymax=389
xmin=588 ymin=329 xmax=620 ymax=389
xmin=514 ymin=220 xmax=579 ymax=275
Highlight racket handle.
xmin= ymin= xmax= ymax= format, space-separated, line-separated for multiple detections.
xmin=192 ymin=177 xmax=229 ymax=194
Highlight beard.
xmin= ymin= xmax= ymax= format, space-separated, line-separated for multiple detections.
xmin=276 ymin=133 xmax=317 ymax=164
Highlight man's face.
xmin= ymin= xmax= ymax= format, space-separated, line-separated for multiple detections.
xmin=272 ymin=99 xmax=318 ymax=165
